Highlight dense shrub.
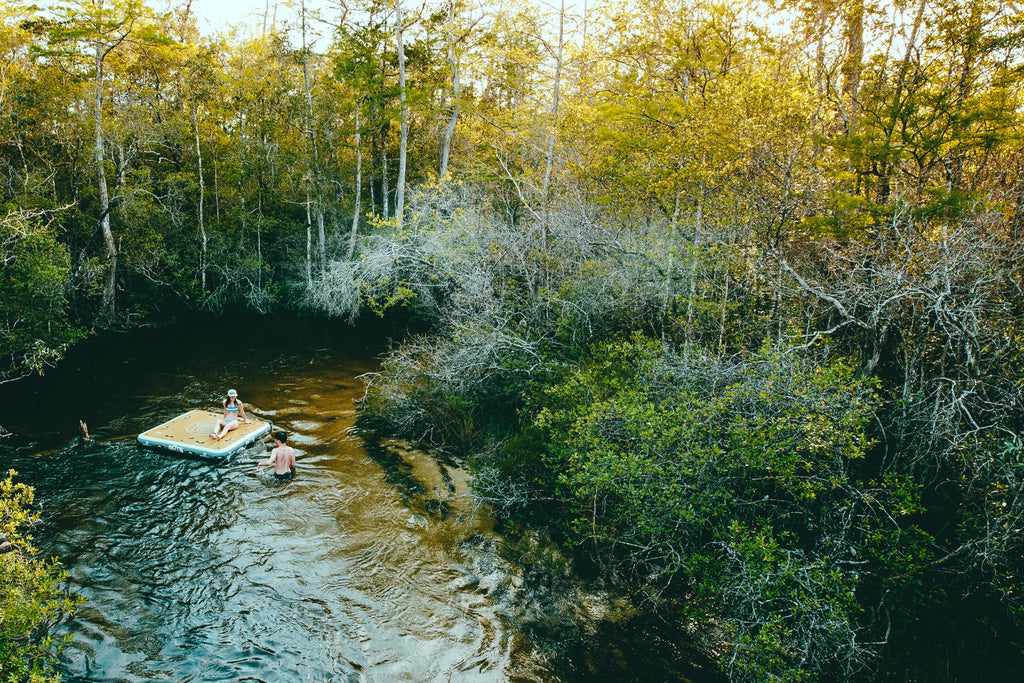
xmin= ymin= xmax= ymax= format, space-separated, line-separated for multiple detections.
xmin=346 ymin=185 xmax=721 ymax=449
xmin=531 ymin=337 xmax=910 ymax=680
xmin=0 ymin=471 xmax=80 ymax=683
xmin=342 ymin=184 xmax=1024 ymax=679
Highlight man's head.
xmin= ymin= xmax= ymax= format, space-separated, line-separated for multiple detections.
xmin=274 ymin=430 xmax=287 ymax=443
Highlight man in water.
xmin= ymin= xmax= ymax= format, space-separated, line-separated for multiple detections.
xmin=257 ymin=430 xmax=296 ymax=481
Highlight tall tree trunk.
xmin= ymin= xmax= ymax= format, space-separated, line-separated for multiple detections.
xmin=718 ymin=271 xmax=730 ymax=352
xmin=382 ymin=141 xmax=389 ymax=219
xmin=895 ymin=0 xmax=927 ymax=111
xmin=877 ymin=0 xmax=926 ymax=205
xmin=685 ymin=168 xmax=704 ymax=344
xmin=93 ymin=12 xmax=116 ymax=320
xmin=394 ymin=0 xmax=408 ymax=227
xmin=214 ymin=159 xmax=220 ymax=221
xmin=814 ymin=21 xmax=826 ymax=100
xmin=304 ymin=184 xmax=313 ymax=286
xmin=841 ymin=0 xmax=864 ymax=132
xmin=316 ymin=207 xmax=325 ymax=270
xmin=256 ymin=201 xmax=263 ymax=290
xmin=193 ymin=109 xmax=207 ymax=294
xmin=349 ymin=102 xmax=362 ymax=259
xmin=301 ymin=1 xmax=325 ymax=271
xmin=540 ymin=0 xmax=565 ymax=240
xmin=664 ymin=187 xmax=681 ymax=341
xmin=949 ymin=0 xmax=983 ymax=191
xmin=842 ymin=0 xmax=864 ymax=100
xmin=262 ymin=0 xmax=277 ymax=36
xmin=439 ymin=0 xmax=460 ymax=179
xmin=369 ymin=164 xmax=376 ymax=219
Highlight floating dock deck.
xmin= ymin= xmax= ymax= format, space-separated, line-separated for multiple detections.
xmin=138 ymin=409 xmax=272 ymax=457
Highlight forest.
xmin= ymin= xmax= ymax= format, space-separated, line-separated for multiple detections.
xmin=2 ymin=0 xmax=1024 ymax=679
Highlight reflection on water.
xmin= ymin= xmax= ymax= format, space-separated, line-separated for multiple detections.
xmin=0 ymin=316 xmax=549 ymax=682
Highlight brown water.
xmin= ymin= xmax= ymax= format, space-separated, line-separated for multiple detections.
xmin=0 ymin=316 xmax=549 ymax=682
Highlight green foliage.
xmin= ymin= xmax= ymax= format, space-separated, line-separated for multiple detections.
xmin=533 ymin=336 xmax=903 ymax=679
xmin=0 ymin=209 xmax=81 ymax=380
xmin=0 ymin=0 xmax=1022 ymax=678
xmin=0 ymin=470 xmax=81 ymax=683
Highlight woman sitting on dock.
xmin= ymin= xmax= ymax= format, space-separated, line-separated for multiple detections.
xmin=211 ymin=389 xmax=247 ymax=440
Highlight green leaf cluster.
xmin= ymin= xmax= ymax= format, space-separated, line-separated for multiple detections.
xmin=0 ymin=210 xmax=81 ymax=381
xmin=532 ymin=336 xmax=907 ymax=679
xmin=0 ymin=471 xmax=81 ymax=683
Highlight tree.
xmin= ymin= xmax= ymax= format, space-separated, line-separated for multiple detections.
xmin=43 ymin=0 xmax=167 ymax=320
xmin=0 ymin=208 xmax=78 ymax=382
xmin=331 ymin=0 xmax=398 ymax=220
xmin=831 ymin=0 xmax=1024 ymax=206
xmin=299 ymin=0 xmax=326 ymax=279
xmin=539 ymin=0 xmax=564 ymax=238
xmin=348 ymin=97 xmax=363 ymax=258
xmin=394 ymin=0 xmax=407 ymax=226
xmin=438 ymin=0 xmax=460 ymax=178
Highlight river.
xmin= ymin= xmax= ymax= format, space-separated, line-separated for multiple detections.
xmin=0 ymin=315 xmax=549 ymax=682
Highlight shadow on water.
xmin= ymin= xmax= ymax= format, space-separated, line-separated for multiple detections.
xmin=359 ymin=434 xmax=466 ymax=522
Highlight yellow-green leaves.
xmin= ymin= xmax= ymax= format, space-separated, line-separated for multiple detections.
xmin=0 ymin=471 xmax=81 ymax=683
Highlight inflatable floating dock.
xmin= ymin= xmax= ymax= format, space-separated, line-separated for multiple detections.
xmin=137 ymin=409 xmax=272 ymax=457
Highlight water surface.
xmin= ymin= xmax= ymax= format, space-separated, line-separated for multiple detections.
xmin=0 ymin=316 xmax=546 ymax=682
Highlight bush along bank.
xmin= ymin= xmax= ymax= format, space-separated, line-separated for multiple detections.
xmin=0 ymin=471 xmax=81 ymax=682
xmin=341 ymin=189 xmax=1024 ymax=682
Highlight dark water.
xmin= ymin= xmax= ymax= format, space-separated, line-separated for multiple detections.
xmin=0 ymin=316 xmax=548 ymax=682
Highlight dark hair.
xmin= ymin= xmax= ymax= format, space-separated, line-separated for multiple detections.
xmin=274 ymin=430 xmax=287 ymax=442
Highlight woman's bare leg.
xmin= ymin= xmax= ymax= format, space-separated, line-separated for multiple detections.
xmin=214 ymin=421 xmax=239 ymax=440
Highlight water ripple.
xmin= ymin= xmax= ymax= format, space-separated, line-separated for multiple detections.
xmin=4 ymin=370 xmax=557 ymax=679
xmin=1 ymin=321 xmax=551 ymax=682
